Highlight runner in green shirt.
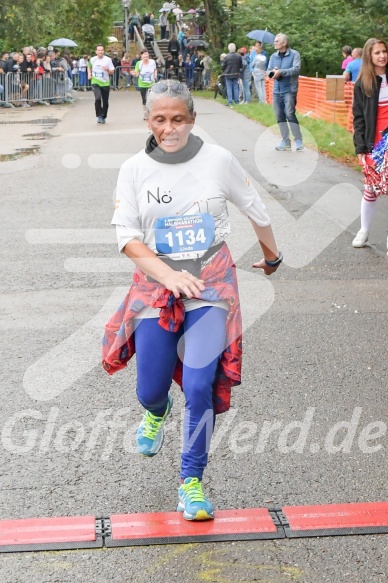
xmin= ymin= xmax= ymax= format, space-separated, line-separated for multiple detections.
xmin=132 ymin=49 xmax=157 ymax=119
xmin=88 ymin=45 xmax=114 ymax=124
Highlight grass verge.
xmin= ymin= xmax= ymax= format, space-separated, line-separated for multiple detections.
xmin=193 ymin=90 xmax=360 ymax=170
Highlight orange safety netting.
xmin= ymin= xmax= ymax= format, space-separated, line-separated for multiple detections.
xmin=266 ymin=77 xmax=354 ymax=133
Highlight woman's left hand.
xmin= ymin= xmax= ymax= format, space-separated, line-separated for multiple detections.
xmin=252 ymin=258 xmax=280 ymax=276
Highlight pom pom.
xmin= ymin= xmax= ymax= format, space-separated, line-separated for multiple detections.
xmin=371 ymin=133 xmax=388 ymax=173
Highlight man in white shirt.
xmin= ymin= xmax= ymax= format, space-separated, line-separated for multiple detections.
xmin=87 ymin=45 xmax=114 ymax=124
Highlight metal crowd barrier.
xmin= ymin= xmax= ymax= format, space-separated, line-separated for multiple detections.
xmin=70 ymin=71 xmax=91 ymax=91
xmin=110 ymin=65 xmax=133 ymax=90
xmin=69 ymin=67 xmax=135 ymax=91
xmin=1 ymin=72 xmax=74 ymax=108
xmin=0 ymin=73 xmax=6 ymax=106
xmin=155 ymin=66 xmax=204 ymax=89
xmin=24 ymin=64 xmax=203 ymax=96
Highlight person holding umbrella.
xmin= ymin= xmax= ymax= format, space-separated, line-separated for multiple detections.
xmin=249 ymin=41 xmax=268 ymax=70
xmin=88 ymin=44 xmax=114 ymax=124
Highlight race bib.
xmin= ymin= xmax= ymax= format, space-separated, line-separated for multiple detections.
xmin=154 ymin=214 xmax=215 ymax=259
xmin=140 ymin=72 xmax=152 ymax=83
xmin=94 ymin=65 xmax=105 ymax=79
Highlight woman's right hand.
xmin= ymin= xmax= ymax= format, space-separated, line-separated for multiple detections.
xmin=160 ymin=270 xmax=205 ymax=299
xmin=358 ymin=153 xmax=366 ymax=165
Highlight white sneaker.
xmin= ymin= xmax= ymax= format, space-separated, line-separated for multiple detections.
xmin=352 ymin=229 xmax=368 ymax=248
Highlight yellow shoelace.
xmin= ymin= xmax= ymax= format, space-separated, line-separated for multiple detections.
xmin=182 ymin=478 xmax=205 ymax=502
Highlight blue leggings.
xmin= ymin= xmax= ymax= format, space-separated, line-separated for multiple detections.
xmin=133 ymin=306 xmax=227 ymax=480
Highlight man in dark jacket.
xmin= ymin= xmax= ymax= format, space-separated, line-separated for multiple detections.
xmin=3 ymin=53 xmax=20 ymax=74
xmin=0 ymin=52 xmax=9 ymax=71
xmin=221 ymin=43 xmax=242 ymax=106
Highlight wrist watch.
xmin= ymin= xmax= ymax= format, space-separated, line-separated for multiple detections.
xmin=264 ymin=251 xmax=283 ymax=267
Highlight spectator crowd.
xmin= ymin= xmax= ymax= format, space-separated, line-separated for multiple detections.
xmin=0 ymin=16 xmax=365 ymax=111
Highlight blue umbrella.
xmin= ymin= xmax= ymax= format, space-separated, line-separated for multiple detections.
xmin=246 ymin=30 xmax=275 ymax=44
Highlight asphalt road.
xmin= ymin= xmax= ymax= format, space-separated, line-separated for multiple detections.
xmin=0 ymin=90 xmax=387 ymax=582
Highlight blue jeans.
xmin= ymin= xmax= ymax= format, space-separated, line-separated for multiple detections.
xmin=134 ymin=306 xmax=227 ymax=480
xmin=272 ymin=91 xmax=302 ymax=141
xmin=203 ymin=70 xmax=211 ymax=88
xmin=121 ymin=72 xmax=131 ymax=87
xmin=253 ymin=76 xmax=266 ymax=103
xmin=241 ymin=76 xmax=251 ymax=103
xmin=78 ymin=70 xmax=87 ymax=88
xmin=225 ymin=77 xmax=239 ymax=105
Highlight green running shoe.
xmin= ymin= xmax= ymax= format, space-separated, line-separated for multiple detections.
xmin=136 ymin=394 xmax=173 ymax=457
xmin=177 ymin=477 xmax=214 ymax=521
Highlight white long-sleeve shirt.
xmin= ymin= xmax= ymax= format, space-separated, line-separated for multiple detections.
xmin=112 ymin=141 xmax=270 ymax=255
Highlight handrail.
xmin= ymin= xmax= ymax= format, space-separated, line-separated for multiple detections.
xmin=133 ymin=24 xmax=145 ymax=52
xmin=152 ymin=41 xmax=165 ymax=65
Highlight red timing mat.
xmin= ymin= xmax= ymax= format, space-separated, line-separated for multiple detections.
xmin=1 ymin=503 xmax=388 ymax=552
xmin=106 ymin=508 xmax=283 ymax=546
xmin=281 ymin=502 xmax=388 ymax=537
xmin=0 ymin=516 xmax=102 ymax=552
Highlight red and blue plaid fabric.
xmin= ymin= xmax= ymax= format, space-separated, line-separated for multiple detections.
xmin=102 ymin=244 xmax=242 ymax=415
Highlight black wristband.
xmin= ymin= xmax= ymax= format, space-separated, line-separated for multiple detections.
xmin=264 ymin=251 xmax=283 ymax=267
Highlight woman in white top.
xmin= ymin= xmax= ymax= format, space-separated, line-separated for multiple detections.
xmin=132 ymin=48 xmax=157 ymax=118
xmin=102 ymin=80 xmax=282 ymax=521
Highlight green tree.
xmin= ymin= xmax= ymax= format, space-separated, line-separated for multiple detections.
xmin=0 ymin=0 xmax=120 ymax=54
xmin=55 ymin=0 xmax=118 ymax=53
xmin=230 ymin=0 xmax=381 ymax=76
xmin=351 ymin=0 xmax=387 ymax=35
xmin=0 ymin=1 xmax=57 ymax=51
xmin=1 ymin=0 xmax=386 ymax=74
